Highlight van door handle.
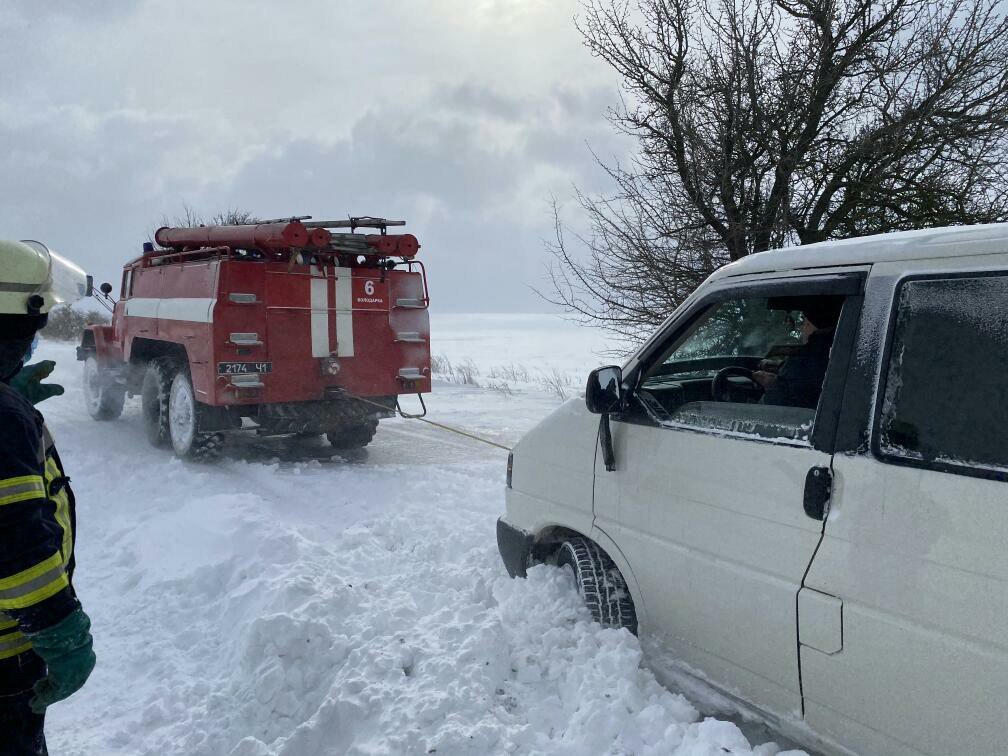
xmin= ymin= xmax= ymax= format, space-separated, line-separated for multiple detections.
xmin=803 ymin=466 xmax=832 ymax=521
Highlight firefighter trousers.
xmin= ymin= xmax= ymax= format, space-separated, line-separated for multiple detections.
xmin=0 ymin=652 xmax=47 ymax=756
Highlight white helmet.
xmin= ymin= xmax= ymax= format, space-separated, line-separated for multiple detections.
xmin=0 ymin=240 xmax=91 ymax=316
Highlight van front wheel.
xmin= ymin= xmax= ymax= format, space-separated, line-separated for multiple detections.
xmin=556 ymin=537 xmax=638 ymax=635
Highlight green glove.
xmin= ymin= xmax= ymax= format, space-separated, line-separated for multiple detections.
xmin=10 ymin=361 xmax=65 ymax=405
xmin=26 ymin=607 xmax=96 ymax=713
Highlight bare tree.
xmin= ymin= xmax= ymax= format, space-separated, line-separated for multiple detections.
xmin=206 ymin=208 xmax=259 ymax=227
xmin=41 ymin=305 xmax=109 ymax=341
xmin=547 ymin=0 xmax=1008 ymax=340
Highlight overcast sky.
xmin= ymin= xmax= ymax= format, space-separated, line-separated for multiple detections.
xmin=0 ymin=0 xmax=630 ymax=312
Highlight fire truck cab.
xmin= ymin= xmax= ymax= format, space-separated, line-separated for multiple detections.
xmin=78 ymin=217 xmax=431 ymax=460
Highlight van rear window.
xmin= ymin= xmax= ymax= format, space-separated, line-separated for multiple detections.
xmin=878 ymin=275 xmax=1008 ymax=476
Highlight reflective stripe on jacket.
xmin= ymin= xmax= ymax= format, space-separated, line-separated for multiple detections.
xmin=0 ymin=383 xmax=78 ymax=661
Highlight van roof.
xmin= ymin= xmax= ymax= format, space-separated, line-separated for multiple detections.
xmin=713 ymin=222 xmax=1008 ymax=279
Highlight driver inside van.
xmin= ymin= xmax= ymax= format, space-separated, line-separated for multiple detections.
xmin=752 ymin=298 xmax=843 ymax=409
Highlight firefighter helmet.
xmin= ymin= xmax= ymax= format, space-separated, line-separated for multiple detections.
xmin=0 ymin=240 xmax=90 ymax=316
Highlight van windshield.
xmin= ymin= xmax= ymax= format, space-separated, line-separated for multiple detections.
xmin=647 ymin=298 xmax=802 ymax=377
xmin=636 ymin=294 xmax=846 ymax=442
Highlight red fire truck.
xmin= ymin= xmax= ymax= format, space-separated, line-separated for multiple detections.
xmin=78 ymin=216 xmax=431 ymax=460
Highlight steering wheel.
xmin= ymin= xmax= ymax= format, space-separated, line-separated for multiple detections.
xmin=711 ymin=366 xmax=764 ymax=403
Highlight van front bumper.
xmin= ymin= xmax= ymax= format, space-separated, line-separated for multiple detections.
xmin=496 ymin=518 xmax=534 ymax=578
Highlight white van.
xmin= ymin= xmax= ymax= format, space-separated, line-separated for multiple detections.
xmin=497 ymin=225 xmax=1008 ymax=756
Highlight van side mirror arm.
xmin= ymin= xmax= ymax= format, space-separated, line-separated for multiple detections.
xmin=599 ymin=413 xmax=616 ymax=472
xmin=586 ymin=365 xmax=624 ymax=472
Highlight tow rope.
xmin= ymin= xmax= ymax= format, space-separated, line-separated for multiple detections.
xmin=345 ymin=392 xmax=513 ymax=452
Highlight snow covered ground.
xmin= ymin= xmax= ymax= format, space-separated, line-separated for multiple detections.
xmin=34 ymin=314 xmax=807 ymax=755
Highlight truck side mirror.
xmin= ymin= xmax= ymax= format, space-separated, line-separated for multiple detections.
xmin=586 ymin=365 xmax=624 ymax=414
xmin=100 ymin=282 xmax=113 ymax=296
xmin=85 ymin=274 xmax=94 ymax=297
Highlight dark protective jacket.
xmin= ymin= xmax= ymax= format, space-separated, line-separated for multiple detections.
xmin=762 ymin=328 xmax=835 ymax=409
xmin=0 ymin=382 xmax=78 ymax=677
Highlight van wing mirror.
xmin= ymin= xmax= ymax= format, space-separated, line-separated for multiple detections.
xmin=586 ymin=365 xmax=624 ymax=414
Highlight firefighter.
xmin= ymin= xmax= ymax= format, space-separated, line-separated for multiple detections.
xmin=0 ymin=240 xmax=95 ymax=756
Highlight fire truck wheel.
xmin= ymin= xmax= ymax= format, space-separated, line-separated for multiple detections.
xmin=141 ymin=358 xmax=174 ymax=447
xmin=325 ymin=418 xmax=378 ymax=450
xmin=168 ymin=371 xmax=224 ymax=461
xmin=82 ymin=356 xmax=125 ymax=421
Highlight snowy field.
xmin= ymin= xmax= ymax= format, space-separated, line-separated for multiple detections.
xmin=35 ymin=313 xmax=806 ymax=755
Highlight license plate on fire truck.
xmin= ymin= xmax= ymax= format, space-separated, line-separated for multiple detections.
xmin=218 ymin=362 xmax=272 ymax=375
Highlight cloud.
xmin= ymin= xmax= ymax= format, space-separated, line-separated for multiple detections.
xmin=0 ymin=0 xmax=139 ymax=24
xmin=181 ymin=85 xmax=627 ymax=309
xmin=443 ymin=83 xmax=531 ymax=121
xmin=0 ymin=0 xmax=630 ymax=311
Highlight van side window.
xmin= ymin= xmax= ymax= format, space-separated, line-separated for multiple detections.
xmin=878 ymin=275 xmax=1008 ymax=475
xmin=635 ymin=294 xmax=847 ymax=442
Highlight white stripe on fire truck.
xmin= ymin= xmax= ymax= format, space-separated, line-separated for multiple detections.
xmin=309 ymin=267 xmax=330 ymax=358
xmin=124 ymin=298 xmax=216 ymax=323
xmin=334 ymin=267 xmax=355 ymax=358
